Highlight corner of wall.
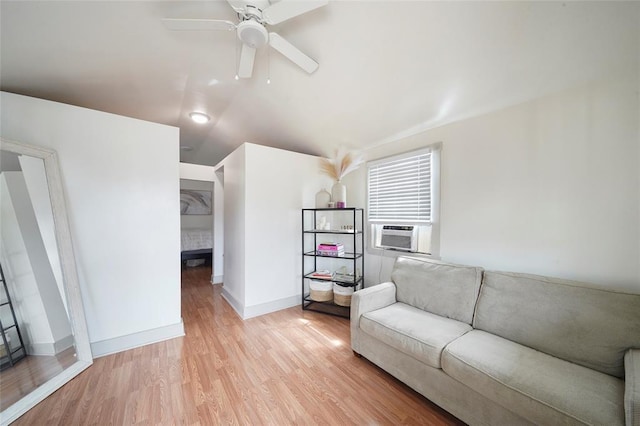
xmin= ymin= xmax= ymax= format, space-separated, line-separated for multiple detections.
xmin=221 ymin=287 xmax=244 ymax=318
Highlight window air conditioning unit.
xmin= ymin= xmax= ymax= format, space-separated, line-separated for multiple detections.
xmin=380 ymin=225 xmax=418 ymax=252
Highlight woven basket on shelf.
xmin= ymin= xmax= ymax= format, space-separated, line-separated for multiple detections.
xmin=310 ymin=289 xmax=333 ymax=302
xmin=309 ymin=279 xmax=333 ymax=302
xmin=333 ymin=293 xmax=352 ymax=307
xmin=333 ymin=284 xmax=355 ymax=307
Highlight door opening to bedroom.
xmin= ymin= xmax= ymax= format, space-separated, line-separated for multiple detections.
xmin=180 ymin=179 xmax=214 ymax=279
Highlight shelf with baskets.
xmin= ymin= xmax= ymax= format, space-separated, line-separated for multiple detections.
xmin=302 ymin=208 xmax=364 ymax=318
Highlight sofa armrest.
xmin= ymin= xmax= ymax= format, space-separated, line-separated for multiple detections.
xmin=350 ymin=282 xmax=396 ymax=354
xmin=626 ymin=349 xmax=640 ymax=426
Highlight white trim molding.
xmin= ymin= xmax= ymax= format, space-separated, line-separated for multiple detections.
xmin=243 ymin=295 xmax=299 ymax=320
xmin=27 ymin=334 xmax=75 ymax=356
xmin=90 ymin=320 xmax=185 ymax=358
xmin=221 ymin=287 xmax=243 ymax=318
xmin=221 ymin=287 xmax=299 ymax=320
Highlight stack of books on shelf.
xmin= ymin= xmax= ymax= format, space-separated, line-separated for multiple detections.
xmin=317 ymin=242 xmax=345 ymax=257
xmin=308 ymin=270 xmax=333 ymax=280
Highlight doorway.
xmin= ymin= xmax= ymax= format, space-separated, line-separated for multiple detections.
xmin=180 ymin=179 xmax=214 ymax=280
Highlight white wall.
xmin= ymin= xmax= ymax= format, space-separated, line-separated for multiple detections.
xmin=179 ymin=162 xmax=223 ymax=283
xmin=244 ymin=144 xmax=326 ymax=315
xmin=217 ymin=143 xmax=329 ymax=318
xmin=217 ymin=145 xmax=246 ymax=312
xmin=1 ymin=92 xmax=183 ymax=356
xmin=348 ymin=69 xmax=640 ymax=292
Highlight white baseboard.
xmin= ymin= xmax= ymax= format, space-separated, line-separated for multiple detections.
xmin=220 ymin=288 xmax=300 ymax=320
xmin=221 ymin=287 xmax=244 ymax=318
xmin=27 ymin=343 xmax=52 ymax=356
xmin=212 ymin=274 xmax=223 ymax=284
xmin=243 ymin=295 xmax=300 ymax=319
xmin=27 ymin=334 xmax=75 ymax=356
xmin=54 ymin=334 xmax=75 ymax=354
xmin=90 ymin=320 xmax=185 ymax=358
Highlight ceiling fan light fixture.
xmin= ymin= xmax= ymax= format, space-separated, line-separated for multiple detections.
xmin=189 ymin=112 xmax=210 ymax=124
xmin=237 ymin=20 xmax=268 ymax=48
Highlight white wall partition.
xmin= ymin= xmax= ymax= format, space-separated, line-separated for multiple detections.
xmin=1 ymin=92 xmax=183 ymax=356
xmin=217 ymin=143 xmax=329 ymax=318
xmin=243 ymin=144 xmax=326 ymax=316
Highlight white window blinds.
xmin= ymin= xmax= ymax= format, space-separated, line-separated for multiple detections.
xmin=368 ymin=149 xmax=432 ymax=224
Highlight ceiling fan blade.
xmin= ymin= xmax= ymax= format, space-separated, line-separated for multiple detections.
xmin=263 ymin=0 xmax=328 ymax=25
xmin=269 ymin=32 xmax=319 ymax=74
xmin=225 ymin=0 xmax=247 ymax=14
xmin=238 ymin=44 xmax=256 ymax=78
xmin=162 ymin=18 xmax=236 ymax=32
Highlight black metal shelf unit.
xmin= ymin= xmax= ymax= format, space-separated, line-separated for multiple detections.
xmin=0 ymin=262 xmax=27 ymax=371
xmin=302 ymin=208 xmax=364 ymax=318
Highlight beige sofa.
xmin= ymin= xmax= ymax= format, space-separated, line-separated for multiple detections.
xmin=351 ymin=256 xmax=640 ymax=425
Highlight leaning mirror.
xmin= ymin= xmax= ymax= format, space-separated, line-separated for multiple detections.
xmin=0 ymin=138 xmax=92 ymax=425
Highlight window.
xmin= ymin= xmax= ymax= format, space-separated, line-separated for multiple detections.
xmin=367 ymin=144 xmax=440 ymax=255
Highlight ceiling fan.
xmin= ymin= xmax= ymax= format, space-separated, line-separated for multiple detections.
xmin=163 ymin=0 xmax=328 ymax=79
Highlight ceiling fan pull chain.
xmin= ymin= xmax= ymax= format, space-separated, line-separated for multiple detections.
xmin=267 ymin=47 xmax=271 ymax=85
xmin=234 ymin=36 xmax=240 ymax=80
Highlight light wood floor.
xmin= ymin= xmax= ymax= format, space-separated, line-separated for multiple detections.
xmin=0 ymin=346 xmax=77 ymax=411
xmin=13 ymin=266 xmax=464 ymax=425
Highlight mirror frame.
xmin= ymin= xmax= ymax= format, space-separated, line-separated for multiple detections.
xmin=0 ymin=137 xmax=93 ymax=425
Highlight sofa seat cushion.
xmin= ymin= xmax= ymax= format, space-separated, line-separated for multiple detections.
xmin=442 ymin=330 xmax=625 ymax=426
xmin=360 ymin=302 xmax=472 ymax=369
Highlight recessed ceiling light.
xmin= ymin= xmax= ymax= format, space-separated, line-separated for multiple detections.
xmin=189 ymin=112 xmax=210 ymax=124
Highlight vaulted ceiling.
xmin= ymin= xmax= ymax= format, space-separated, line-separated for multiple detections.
xmin=1 ymin=1 xmax=638 ymax=165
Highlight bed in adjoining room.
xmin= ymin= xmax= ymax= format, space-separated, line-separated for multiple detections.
xmin=181 ymin=228 xmax=212 ymax=267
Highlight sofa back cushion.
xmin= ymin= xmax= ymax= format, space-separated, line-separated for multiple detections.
xmin=474 ymin=270 xmax=640 ymax=378
xmin=390 ymin=257 xmax=483 ymax=325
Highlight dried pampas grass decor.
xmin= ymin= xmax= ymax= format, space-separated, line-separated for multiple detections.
xmin=319 ymin=148 xmax=364 ymax=182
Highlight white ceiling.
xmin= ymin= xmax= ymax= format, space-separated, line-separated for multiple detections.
xmin=1 ymin=1 xmax=638 ymax=166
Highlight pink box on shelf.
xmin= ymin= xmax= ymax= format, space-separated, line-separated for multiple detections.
xmin=317 ymin=243 xmax=344 ymax=251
